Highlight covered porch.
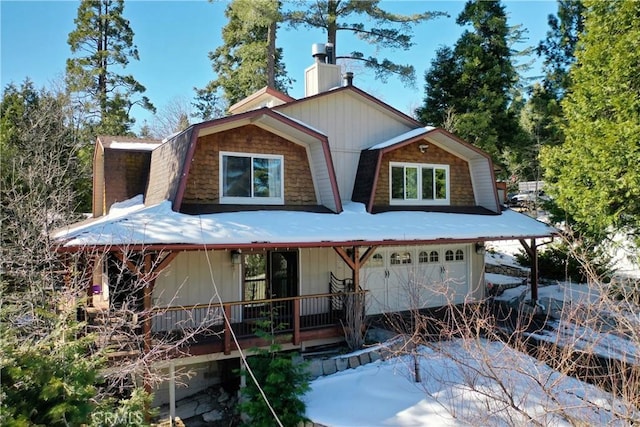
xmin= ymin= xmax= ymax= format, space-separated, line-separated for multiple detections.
xmin=150 ymin=289 xmax=366 ymax=355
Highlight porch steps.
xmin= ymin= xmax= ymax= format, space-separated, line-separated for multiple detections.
xmin=86 ymin=308 xmax=142 ymax=360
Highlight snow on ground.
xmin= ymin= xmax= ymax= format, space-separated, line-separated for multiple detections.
xmin=305 ymin=339 xmax=638 ymax=426
xmin=305 ymin=239 xmax=638 ymax=426
xmin=495 ymin=282 xmax=640 ymax=366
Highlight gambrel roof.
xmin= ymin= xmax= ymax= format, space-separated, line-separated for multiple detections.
xmin=144 ymin=107 xmax=342 ymax=213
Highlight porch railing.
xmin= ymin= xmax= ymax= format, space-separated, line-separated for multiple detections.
xmin=150 ymin=291 xmax=367 ymax=353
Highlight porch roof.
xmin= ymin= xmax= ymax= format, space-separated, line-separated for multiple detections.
xmin=54 ymin=195 xmax=556 ymax=250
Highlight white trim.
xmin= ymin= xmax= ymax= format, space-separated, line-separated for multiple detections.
xmin=389 ymin=162 xmax=450 ymax=206
xmin=219 ymin=151 xmax=285 ymax=205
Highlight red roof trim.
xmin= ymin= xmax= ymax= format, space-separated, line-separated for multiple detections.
xmin=56 ymin=233 xmax=556 ymax=253
xmin=273 ymin=86 xmax=422 ymax=128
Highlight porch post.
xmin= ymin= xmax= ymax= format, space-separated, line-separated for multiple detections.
xmin=518 ymin=238 xmax=539 ymax=305
xmin=530 ymin=238 xmax=538 ymax=303
xmin=352 ymin=246 xmax=360 ymax=291
xmin=143 ymin=254 xmax=153 ymax=394
xmin=224 ymin=304 xmax=232 ymax=355
xmin=169 ymin=362 xmax=176 ymax=424
xmin=293 ymin=299 xmax=300 ymax=346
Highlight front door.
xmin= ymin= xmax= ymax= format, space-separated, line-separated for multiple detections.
xmin=242 ymin=250 xmax=298 ymax=323
xmin=269 ymin=251 xmax=298 ymax=324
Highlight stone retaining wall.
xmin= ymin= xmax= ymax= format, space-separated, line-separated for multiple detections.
xmin=486 ymin=262 xmax=529 ymax=278
xmin=304 ymin=340 xmax=402 ymax=379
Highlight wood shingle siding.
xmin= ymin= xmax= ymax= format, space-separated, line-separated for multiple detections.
xmin=146 ymin=129 xmax=194 ymax=206
xmin=181 ymin=125 xmax=317 ymax=206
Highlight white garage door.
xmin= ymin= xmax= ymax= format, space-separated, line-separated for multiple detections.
xmin=361 ymin=245 xmax=469 ymax=315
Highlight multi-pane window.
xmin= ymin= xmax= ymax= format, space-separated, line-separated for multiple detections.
xmin=429 ymin=250 xmax=439 ymax=263
xmin=390 ymin=252 xmax=412 ymax=265
xmin=390 ymin=162 xmax=449 ymax=205
xmin=445 ymin=250 xmax=454 ymax=261
xmin=419 ymin=251 xmax=429 ymax=263
xmin=220 ymin=152 xmax=283 ymax=204
xmin=444 ymin=249 xmax=465 ymax=262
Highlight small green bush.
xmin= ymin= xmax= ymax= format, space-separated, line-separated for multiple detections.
xmin=238 ymin=306 xmax=310 ymax=427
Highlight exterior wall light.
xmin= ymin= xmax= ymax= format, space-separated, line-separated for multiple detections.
xmin=475 ymin=242 xmax=486 ymax=255
xmin=419 ymin=144 xmax=429 ymax=153
xmin=231 ymin=249 xmax=242 ymax=265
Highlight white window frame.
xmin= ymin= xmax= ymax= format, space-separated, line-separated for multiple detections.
xmin=219 ymin=151 xmax=284 ymax=205
xmin=389 ymin=162 xmax=450 ymax=206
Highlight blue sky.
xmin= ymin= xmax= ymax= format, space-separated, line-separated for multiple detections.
xmin=1 ymin=1 xmax=558 ymax=132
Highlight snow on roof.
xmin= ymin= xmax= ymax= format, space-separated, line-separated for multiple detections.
xmin=368 ymin=126 xmax=436 ymax=150
xmin=54 ymin=197 xmax=556 ymax=248
xmin=109 ymin=141 xmax=162 ymax=151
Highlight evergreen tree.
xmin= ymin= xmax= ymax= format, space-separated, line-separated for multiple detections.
xmin=416 ymin=0 xmax=526 ymax=170
xmin=541 ymin=0 xmax=640 ymax=239
xmin=66 ymin=0 xmax=155 ymax=135
xmin=285 ymin=0 xmax=446 ymax=85
xmin=513 ymin=1 xmax=585 ymax=184
xmin=537 ymin=0 xmax=585 ymax=99
xmin=201 ymin=0 xmax=291 ymax=107
xmin=238 ymin=307 xmax=310 ymax=426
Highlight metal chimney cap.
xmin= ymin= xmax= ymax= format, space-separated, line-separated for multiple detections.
xmin=311 ymin=43 xmax=326 ymax=57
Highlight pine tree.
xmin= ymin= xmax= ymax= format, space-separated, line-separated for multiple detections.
xmin=416 ymin=0 xmax=525 ymax=169
xmin=66 ymin=0 xmax=155 ymax=135
xmin=541 ymin=0 xmax=640 ymax=238
xmin=537 ymin=0 xmax=585 ymax=99
xmin=201 ymin=0 xmax=291 ymax=107
xmin=285 ymin=0 xmax=446 ymax=85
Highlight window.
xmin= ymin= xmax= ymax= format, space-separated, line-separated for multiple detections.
xmin=370 ymin=253 xmax=384 ymax=267
xmin=220 ymin=152 xmax=283 ymax=204
xmin=391 ymin=252 xmax=412 ymax=265
xmin=455 ymin=249 xmax=464 ymax=261
xmin=390 ymin=162 xmax=449 ymax=205
xmin=429 ymin=250 xmax=439 ymax=263
xmin=445 ymin=250 xmax=454 ymax=261
xmin=419 ymin=251 xmax=428 ymax=263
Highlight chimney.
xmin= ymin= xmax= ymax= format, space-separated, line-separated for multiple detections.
xmin=304 ymin=43 xmax=342 ymax=97
xmin=343 ymin=72 xmax=354 ymax=86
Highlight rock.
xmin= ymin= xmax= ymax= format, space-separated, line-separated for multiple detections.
xmin=322 ymin=359 xmax=337 ymax=375
xmin=202 ymin=409 xmax=224 ymax=423
xmin=308 ymin=359 xmax=323 ymax=378
xmin=369 ymin=350 xmax=382 ymax=362
xmin=335 ymin=357 xmax=349 ymax=371
xmin=348 ymin=356 xmax=360 ymax=369
xmin=218 ymin=388 xmax=230 ymax=404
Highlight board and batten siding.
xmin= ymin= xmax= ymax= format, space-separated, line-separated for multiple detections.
xmin=299 ymin=247 xmax=347 ymax=295
xmin=468 ymin=157 xmax=499 ymax=211
xmin=277 ymin=91 xmax=415 ymax=200
xmin=154 ymin=250 xmax=239 ymax=307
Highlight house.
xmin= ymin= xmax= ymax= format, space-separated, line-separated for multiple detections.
xmin=54 ymin=44 xmax=555 ymax=410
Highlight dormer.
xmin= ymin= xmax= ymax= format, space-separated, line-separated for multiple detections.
xmin=146 ymin=108 xmax=343 ymax=214
xmin=93 ymin=136 xmax=161 ymax=217
xmin=352 ymin=127 xmax=501 ymax=214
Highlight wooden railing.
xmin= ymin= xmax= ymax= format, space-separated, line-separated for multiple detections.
xmin=151 ymin=291 xmax=367 ymax=354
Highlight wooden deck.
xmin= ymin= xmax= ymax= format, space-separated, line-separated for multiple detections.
xmin=150 ymin=291 xmax=365 ymax=355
